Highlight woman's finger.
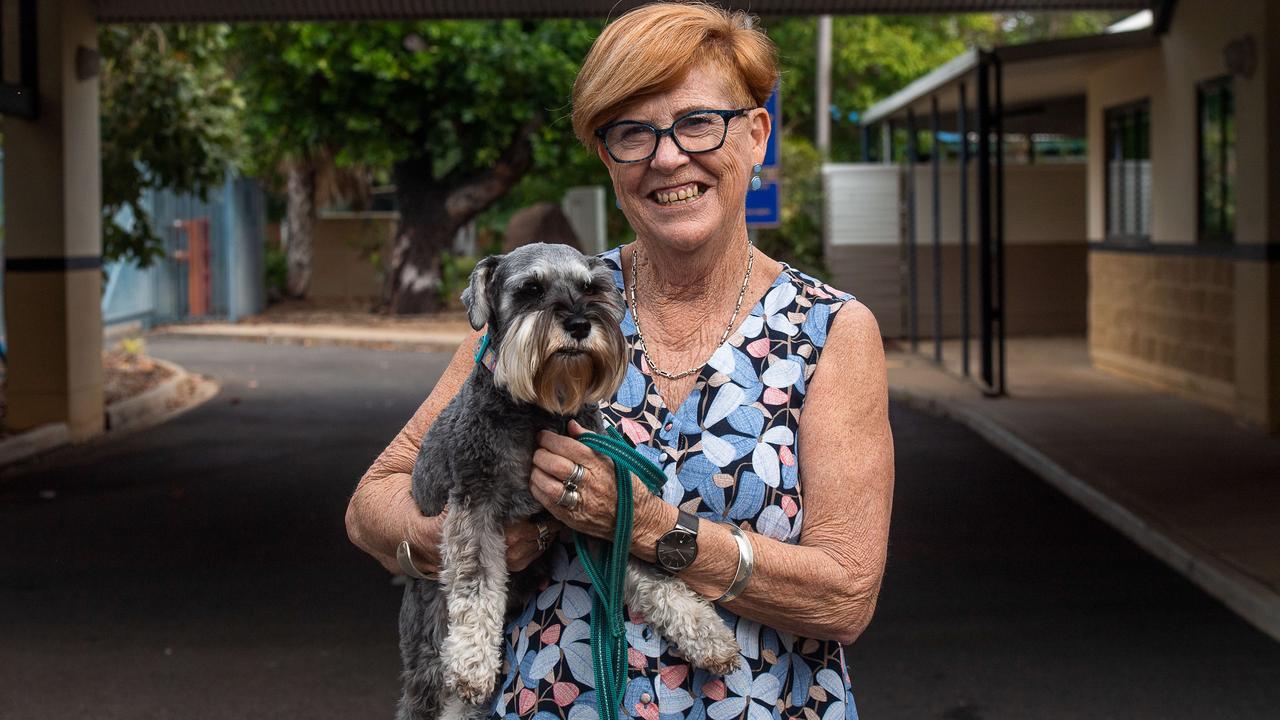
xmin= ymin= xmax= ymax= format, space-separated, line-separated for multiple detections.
xmin=536 ymin=429 xmax=596 ymax=466
xmin=531 ymin=447 xmax=579 ymax=484
xmin=503 ymin=517 xmax=563 ymax=571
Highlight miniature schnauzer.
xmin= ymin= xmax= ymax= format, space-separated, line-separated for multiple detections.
xmin=397 ymin=243 xmax=740 ymax=720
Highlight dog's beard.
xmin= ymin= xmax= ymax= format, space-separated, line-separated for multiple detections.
xmin=494 ymin=310 xmax=628 ymax=416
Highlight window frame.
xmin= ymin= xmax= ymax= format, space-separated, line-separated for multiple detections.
xmin=1103 ymin=98 xmax=1151 ymax=244
xmin=1196 ymin=76 xmax=1235 ymax=245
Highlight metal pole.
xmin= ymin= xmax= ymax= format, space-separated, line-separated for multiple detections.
xmin=994 ymin=55 xmax=1007 ymax=396
xmin=931 ymin=95 xmax=942 ymax=364
xmin=977 ymin=59 xmax=993 ymax=391
xmin=958 ymin=81 xmax=970 ymax=378
xmin=906 ymin=109 xmax=919 ymax=354
xmin=816 ymin=15 xmax=832 ymax=159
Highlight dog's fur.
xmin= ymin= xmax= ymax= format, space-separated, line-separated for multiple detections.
xmin=397 ymin=243 xmax=740 ymax=720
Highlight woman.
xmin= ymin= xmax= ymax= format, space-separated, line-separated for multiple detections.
xmin=347 ymin=4 xmax=894 ymax=718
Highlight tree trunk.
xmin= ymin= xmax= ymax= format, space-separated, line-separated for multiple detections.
xmin=385 ymin=117 xmax=542 ymax=314
xmin=284 ymin=160 xmax=315 ymax=299
xmin=386 ymin=158 xmax=455 ymax=314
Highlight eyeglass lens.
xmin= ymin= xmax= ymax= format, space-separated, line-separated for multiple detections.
xmin=604 ymin=113 xmax=727 ymax=162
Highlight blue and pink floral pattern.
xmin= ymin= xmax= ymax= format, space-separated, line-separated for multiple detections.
xmin=493 ymin=245 xmax=859 ymax=720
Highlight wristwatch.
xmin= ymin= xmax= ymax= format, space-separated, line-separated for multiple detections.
xmin=655 ymin=510 xmax=700 ymax=574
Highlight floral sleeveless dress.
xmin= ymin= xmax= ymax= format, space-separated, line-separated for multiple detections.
xmin=492 ymin=245 xmax=859 ymax=720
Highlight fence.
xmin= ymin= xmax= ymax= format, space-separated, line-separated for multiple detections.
xmin=102 ymin=173 xmax=266 ymax=328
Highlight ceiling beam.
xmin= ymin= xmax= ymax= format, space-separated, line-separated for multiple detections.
xmin=94 ymin=1 xmax=1154 ymax=24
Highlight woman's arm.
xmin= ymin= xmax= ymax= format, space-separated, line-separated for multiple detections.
xmin=345 ymin=332 xmax=481 ymax=574
xmin=657 ymin=300 xmax=893 ymax=644
xmin=533 ymin=301 xmax=894 ymax=644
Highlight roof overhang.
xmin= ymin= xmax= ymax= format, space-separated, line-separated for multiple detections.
xmin=94 ymin=1 xmax=1153 ymax=23
xmin=860 ymin=27 xmax=1159 ymax=128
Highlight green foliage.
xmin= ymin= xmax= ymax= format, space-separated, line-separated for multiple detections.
xmin=264 ymin=245 xmax=287 ymax=296
xmin=99 ymin=25 xmax=243 ymax=266
xmin=767 ymin=14 xmax=999 ymax=162
xmin=992 ymin=11 xmax=1132 ymax=44
xmin=767 ymin=11 xmax=1129 ymax=162
xmin=755 ymin=136 xmax=825 ymax=277
xmin=439 ymin=252 xmax=480 ymax=307
xmin=232 ymin=20 xmax=600 ymax=188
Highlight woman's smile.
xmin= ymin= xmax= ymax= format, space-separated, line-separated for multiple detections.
xmin=649 ymin=181 xmax=709 ymax=207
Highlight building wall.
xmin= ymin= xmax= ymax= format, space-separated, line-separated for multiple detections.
xmin=308 ymin=214 xmax=396 ymax=302
xmin=824 ymin=162 xmax=1087 ymax=340
xmin=1089 ymin=251 xmax=1235 ymax=411
xmin=1085 ymin=0 xmax=1277 ymax=429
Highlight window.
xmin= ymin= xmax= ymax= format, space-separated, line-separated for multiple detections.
xmin=1198 ymin=77 xmax=1235 ymax=243
xmin=1105 ymin=101 xmax=1151 ymax=241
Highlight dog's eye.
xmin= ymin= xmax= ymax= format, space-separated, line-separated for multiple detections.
xmin=520 ymin=281 xmax=544 ymax=298
xmin=579 ymin=281 xmax=594 ymax=294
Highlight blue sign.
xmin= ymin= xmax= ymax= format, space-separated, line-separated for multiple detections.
xmin=762 ymin=88 xmax=781 ymax=168
xmin=746 ymin=180 xmax=780 ymax=227
xmin=747 ymin=86 xmax=781 ymax=228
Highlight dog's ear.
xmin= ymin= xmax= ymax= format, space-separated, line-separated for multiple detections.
xmin=461 ymin=254 xmax=502 ymax=331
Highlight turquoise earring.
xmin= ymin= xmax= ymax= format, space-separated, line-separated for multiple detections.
xmin=750 ymin=163 xmax=763 ymax=191
xmin=615 ymin=196 xmax=621 ymax=209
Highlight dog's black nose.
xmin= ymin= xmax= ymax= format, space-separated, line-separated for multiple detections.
xmin=564 ymin=315 xmax=591 ymax=340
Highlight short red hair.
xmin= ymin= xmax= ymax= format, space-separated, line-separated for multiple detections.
xmin=571 ymin=2 xmax=779 ymax=149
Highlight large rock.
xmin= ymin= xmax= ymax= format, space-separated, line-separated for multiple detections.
xmin=503 ymin=202 xmax=582 ymax=253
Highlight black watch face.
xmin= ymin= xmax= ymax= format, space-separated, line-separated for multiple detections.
xmin=657 ymin=529 xmax=698 ymax=571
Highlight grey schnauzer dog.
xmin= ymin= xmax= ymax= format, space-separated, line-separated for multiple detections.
xmin=397 ymin=243 xmax=741 ymax=720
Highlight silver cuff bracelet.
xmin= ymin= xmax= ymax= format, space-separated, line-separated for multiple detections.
xmin=717 ymin=521 xmax=754 ymax=603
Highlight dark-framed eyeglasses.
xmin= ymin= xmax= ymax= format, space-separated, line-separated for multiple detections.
xmin=594 ymin=108 xmax=753 ymax=164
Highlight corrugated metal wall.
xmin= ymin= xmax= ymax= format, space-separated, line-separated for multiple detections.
xmin=102 ymin=173 xmax=266 ymax=327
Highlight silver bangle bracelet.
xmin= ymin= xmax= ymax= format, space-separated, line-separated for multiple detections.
xmin=717 ymin=522 xmax=754 ymax=603
xmin=397 ymin=540 xmax=439 ymax=581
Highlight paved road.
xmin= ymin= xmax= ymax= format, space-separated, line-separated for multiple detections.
xmin=1 ymin=337 xmax=1276 ymax=719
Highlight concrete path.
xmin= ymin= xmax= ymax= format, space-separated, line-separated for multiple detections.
xmin=887 ymin=338 xmax=1280 ymax=643
xmin=1 ymin=336 xmax=1277 ymax=718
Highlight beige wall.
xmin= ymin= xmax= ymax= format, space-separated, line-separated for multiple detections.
xmin=1084 ymin=0 xmax=1278 ymax=430
xmin=307 ymin=215 xmax=396 ymax=302
xmin=912 ymin=162 xmax=1088 ymax=338
xmin=826 ymin=162 xmax=1088 ymax=339
xmin=1090 ymin=251 xmax=1235 ymax=410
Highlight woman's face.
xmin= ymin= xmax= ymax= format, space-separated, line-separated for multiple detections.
xmin=598 ymin=64 xmax=770 ymax=254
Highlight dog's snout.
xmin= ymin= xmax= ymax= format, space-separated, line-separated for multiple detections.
xmin=564 ymin=315 xmax=591 ymax=340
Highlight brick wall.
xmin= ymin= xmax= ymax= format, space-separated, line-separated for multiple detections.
xmin=1089 ymin=250 xmax=1235 ymax=401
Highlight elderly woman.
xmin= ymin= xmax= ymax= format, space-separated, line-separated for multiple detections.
xmin=347 ymin=3 xmax=893 ymax=718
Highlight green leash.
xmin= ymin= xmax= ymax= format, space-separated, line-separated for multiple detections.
xmin=573 ymin=426 xmax=666 ymax=720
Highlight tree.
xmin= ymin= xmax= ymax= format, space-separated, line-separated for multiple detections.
xmin=766 ymin=14 xmax=999 ymax=162
xmin=99 ymin=24 xmax=242 ymax=267
xmin=233 ymin=20 xmax=599 ymax=313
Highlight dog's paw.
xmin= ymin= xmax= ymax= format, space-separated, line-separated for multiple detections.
xmin=441 ymin=640 xmax=500 ymax=706
xmin=688 ymin=635 xmax=743 ymax=676
xmin=445 ymin=667 xmax=496 ymax=706
xmin=678 ymin=617 xmax=742 ymax=676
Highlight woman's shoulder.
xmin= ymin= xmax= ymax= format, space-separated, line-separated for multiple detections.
xmin=766 ymin=261 xmax=882 ymax=374
xmin=777 ymin=261 xmax=856 ymax=305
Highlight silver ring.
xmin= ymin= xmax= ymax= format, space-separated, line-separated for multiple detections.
xmin=397 ymin=540 xmax=439 ymax=581
xmin=535 ymin=521 xmax=553 ymax=551
xmin=556 ymin=487 xmax=581 ymax=510
xmin=564 ymin=463 xmax=586 ymax=491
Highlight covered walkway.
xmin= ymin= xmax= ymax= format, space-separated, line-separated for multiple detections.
xmin=888 ymin=336 xmax=1280 ymax=640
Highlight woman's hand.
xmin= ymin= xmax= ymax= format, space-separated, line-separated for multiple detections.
xmin=503 ymin=517 xmax=564 ymax=571
xmin=530 ymin=420 xmax=635 ymax=539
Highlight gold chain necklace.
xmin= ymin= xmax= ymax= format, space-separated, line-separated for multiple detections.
xmin=628 ymin=242 xmax=754 ymax=381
